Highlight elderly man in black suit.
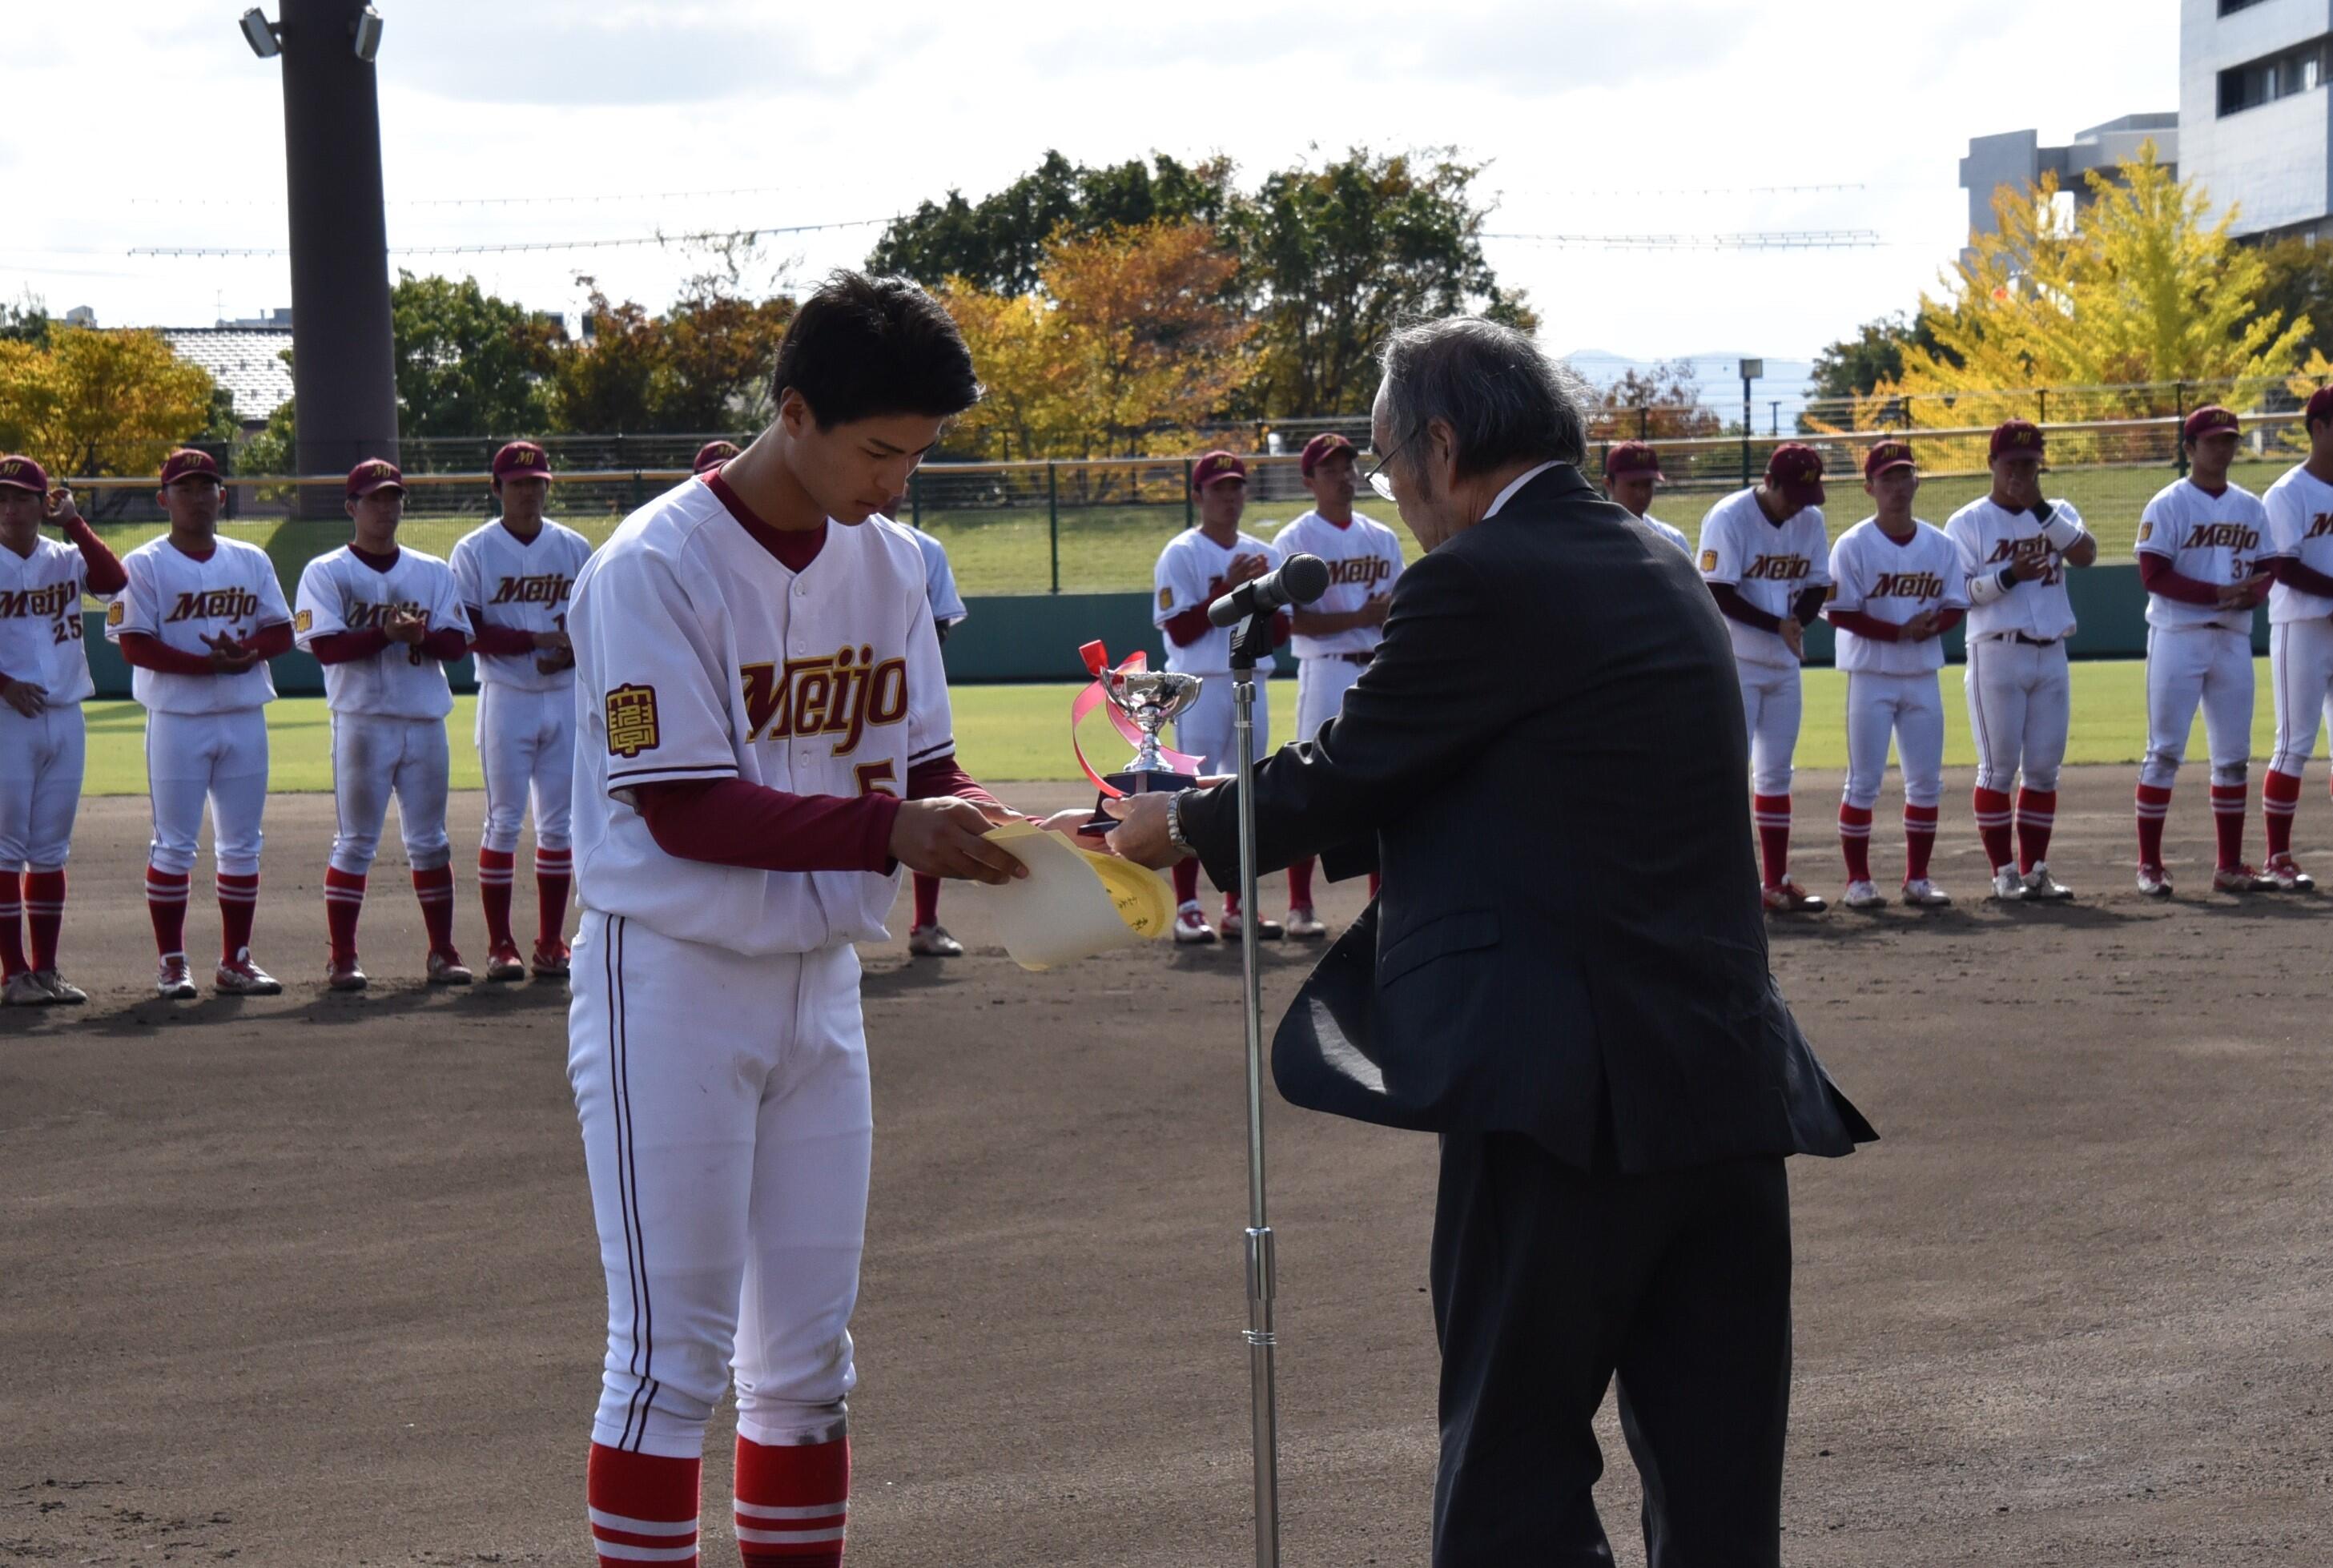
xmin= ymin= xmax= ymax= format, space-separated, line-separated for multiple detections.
xmin=1104 ymin=316 xmax=1876 ymax=1566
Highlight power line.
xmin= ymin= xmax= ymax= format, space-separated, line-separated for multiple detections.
xmin=124 ymin=182 xmax=814 ymax=211
xmin=128 ymin=216 xmax=892 ymax=259
xmin=1482 ymin=229 xmax=1889 ymax=251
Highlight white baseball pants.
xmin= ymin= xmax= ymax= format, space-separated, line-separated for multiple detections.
xmin=143 ymin=708 xmax=269 ymax=878
xmin=0 ymin=702 xmax=85 ymax=870
xmin=1964 ymin=636 xmax=2070 ymax=794
xmin=1843 ymin=671 xmax=1945 ymax=811
xmin=476 ymin=681 xmax=576 ymax=854
xmin=1736 ymin=662 xmax=1802 ymax=797
xmin=1295 ymin=656 xmax=1366 ymax=743
xmin=1173 ymin=671 xmax=1271 ymax=775
xmin=329 ymin=712 xmax=453 ymax=874
xmin=2142 ymin=626 xmax=2255 ymax=790
xmin=2269 ymin=618 xmax=2333 ymax=777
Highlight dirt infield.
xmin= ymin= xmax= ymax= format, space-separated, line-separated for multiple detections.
xmin=5 ymin=767 xmax=2330 ymax=1566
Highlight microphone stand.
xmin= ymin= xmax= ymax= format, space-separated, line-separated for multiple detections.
xmin=1225 ymin=607 xmax=1281 ymax=1568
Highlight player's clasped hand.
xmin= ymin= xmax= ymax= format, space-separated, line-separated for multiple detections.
xmin=201 ymin=631 xmax=262 ymax=673
xmin=381 ymin=609 xmax=427 ymax=645
xmin=2010 ymin=554 xmax=2052 ymax=582
xmin=2219 ymin=571 xmax=2272 ymax=609
xmin=1779 ymin=617 xmax=1806 ymax=660
xmin=1 ymin=675 xmax=48 ymax=717
xmin=887 ymin=796 xmax=1028 ymax=885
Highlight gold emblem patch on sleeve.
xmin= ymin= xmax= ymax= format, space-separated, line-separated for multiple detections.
xmin=1157 ymin=585 xmax=1173 ymax=611
xmin=1699 ymin=550 xmax=1718 ymax=572
xmin=294 ymin=608 xmax=313 ymax=634
xmin=2137 ymin=521 xmax=2153 ymax=543
xmin=605 ymin=683 xmax=662 ymax=758
xmin=106 ymin=600 xmax=125 ymax=627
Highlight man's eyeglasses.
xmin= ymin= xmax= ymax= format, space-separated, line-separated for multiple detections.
xmin=1365 ymin=424 xmax=1423 ymax=503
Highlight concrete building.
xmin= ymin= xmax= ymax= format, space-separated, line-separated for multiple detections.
xmin=1959 ymin=115 xmax=2179 ymax=250
xmin=2179 ymin=0 xmax=2333 ymax=240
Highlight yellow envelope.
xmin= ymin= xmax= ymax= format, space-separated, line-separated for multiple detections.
xmin=976 ymin=821 xmax=1174 ymax=971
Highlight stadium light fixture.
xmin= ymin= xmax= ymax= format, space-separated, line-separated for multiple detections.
xmin=238 ymin=6 xmax=281 ymax=58
xmin=352 ymin=6 xmax=383 ymax=62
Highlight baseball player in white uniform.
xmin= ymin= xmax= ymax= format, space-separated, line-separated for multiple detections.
xmin=1153 ymin=448 xmax=1288 ymax=943
xmin=0 ymin=455 xmax=125 ymax=1007
xmin=1823 ymin=442 xmax=1969 ymax=909
xmin=900 ymin=513 xmax=972 ymax=957
xmin=1945 ymin=419 xmax=2096 ymax=901
xmin=1698 ymin=443 xmax=1832 ymax=913
xmin=295 ymin=460 xmax=476 ymax=989
xmin=450 ymin=440 xmax=594 ymax=981
xmin=563 ymin=273 xmax=1036 ymax=1568
xmin=2134 ymin=405 xmax=2276 ymax=897
xmin=108 ymin=448 xmax=294 ymax=997
xmin=2255 ymin=384 xmax=2333 ymax=891
xmin=1602 ymin=440 xmax=1693 ymax=553
xmin=1273 ymin=432 xmax=1402 ymax=939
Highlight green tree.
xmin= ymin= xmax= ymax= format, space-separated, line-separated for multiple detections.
xmin=0 ymin=292 xmax=50 ymax=347
xmin=2255 ymin=236 xmax=2333 ymax=366
xmin=1807 ymin=312 xmax=1953 ymax=403
xmin=392 ymin=271 xmax=563 ymax=439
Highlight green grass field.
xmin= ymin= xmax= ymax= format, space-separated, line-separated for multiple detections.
xmin=74 ymin=657 xmax=2271 ymax=798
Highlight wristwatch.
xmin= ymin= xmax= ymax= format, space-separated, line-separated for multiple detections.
xmin=1164 ymin=789 xmax=1195 ymax=854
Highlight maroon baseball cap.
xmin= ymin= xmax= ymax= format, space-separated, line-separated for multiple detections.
xmin=491 ymin=440 xmax=553 ymax=483
xmin=1989 ymin=419 xmax=2045 ymax=461
xmin=1604 ymin=440 xmax=1663 ymax=480
xmin=1764 ymin=443 xmax=1825 ymax=506
xmin=1862 ymin=440 xmax=1916 ymax=480
xmin=2182 ymin=404 xmax=2240 ymax=442
xmin=345 ymin=458 xmax=405 ymax=499
xmin=1191 ymin=450 xmax=1248 ymax=490
xmin=0 ymin=454 xmax=50 ymax=494
xmin=2307 ymin=386 xmax=2333 ymax=427
xmin=692 ymin=440 xmax=740 ymax=475
xmin=1299 ymin=432 xmax=1355 ymax=476
xmin=159 ymin=448 xmax=219 ymax=485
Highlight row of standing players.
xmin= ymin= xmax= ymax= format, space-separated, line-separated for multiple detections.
xmin=0 ymin=437 xmax=979 ymax=1007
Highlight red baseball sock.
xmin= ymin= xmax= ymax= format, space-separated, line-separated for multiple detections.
xmin=1836 ymin=803 xmax=1873 ymax=883
xmin=2134 ymin=783 xmax=2172 ymax=870
xmin=1904 ymin=803 xmax=1939 ymax=882
xmin=1367 ymin=872 xmax=1382 ymax=900
xmin=1287 ymin=856 xmax=1316 ymax=910
xmin=145 ymin=864 xmax=191 ymax=960
xmin=324 ymin=866 xmax=366 ymax=966
xmin=1223 ymin=887 xmax=1243 ymax=919
xmin=477 ymin=847 xmax=517 ymax=950
xmin=1752 ymin=794 xmax=1792 ymax=887
xmin=734 ymin=1434 xmax=848 ymax=1566
xmin=0 ymin=870 xmax=24 ymax=978
xmin=536 ymin=845 xmax=572 ymax=950
xmin=1173 ymin=858 xmax=1201 ymax=907
xmin=1972 ymin=786 xmax=2013 ymax=873
xmin=413 ymin=865 xmax=457 ymax=956
xmin=23 ymin=869 xmax=64 ymax=972
xmin=911 ymin=871 xmax=940 ymax=929
xmin=587 ymin=1443 xmax=699 ymax=1568
xmin=217 ymin=871 xmax=259 ymax=963
xmin=2210 ymin=782 xmax=2248 ymax=871
xmin=2013 ymin=788 xmax=2057 ymax=874
xmin=2264 ymin=768 xmax=2303 ymax=858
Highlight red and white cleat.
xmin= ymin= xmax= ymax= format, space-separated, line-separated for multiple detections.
xmin=156 ymin=957 xmax=199 ymax=999
xmin=2136 ymin=864 xmax=2174 ymax=899
xmin=214 ymin=951 xmax=283 ymax=996
xmin=1900 ymin=878 xmax=1953 ymax=907
xmin=2212 ymin=863 xmax=2275 ymax=895
xmin=1284 ymin=907 xmax=1329 ymax=940
xmin=427 ymin=949 xmax=475 ymax=986
xmin=1172 ymin=901 xmax=1217 ymax=944
xmin=485 ymin=941 xmax=526 ymax=983
xmin=325 ymin=956 xmax=368 ymax=992
xmin=2265 ymin=852 xmax=2315 ymax=892
xmin=1761 ymin=880 xmax=1827 ymax=915
xmin=530 ymin=941 xmax=571 ymax=979
xmin=907 ymin=923 xmax=963 ymax=959
xmin=2020 ymin=863 xmax=2075 ymax=902
xmin=1221 ymin=907 xmax=1282 ymax=941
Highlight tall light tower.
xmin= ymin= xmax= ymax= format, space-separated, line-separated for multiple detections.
xmin=241 ymin=2 xmax=396 ymax=513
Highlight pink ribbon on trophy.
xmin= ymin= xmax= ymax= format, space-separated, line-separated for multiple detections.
xmin=1073 ymin=640 xmax=1203 ymax=797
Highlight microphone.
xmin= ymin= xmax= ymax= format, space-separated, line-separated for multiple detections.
xmin=1208 ymin=552 xmax=1331 ymax=626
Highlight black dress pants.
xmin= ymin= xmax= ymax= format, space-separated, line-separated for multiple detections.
xmin=1430 ymin=1133 xmax=1793 ymax=1566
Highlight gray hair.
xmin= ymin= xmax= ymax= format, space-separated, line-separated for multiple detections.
xmin=1377 ymin=316 xmax=1588 ymax=480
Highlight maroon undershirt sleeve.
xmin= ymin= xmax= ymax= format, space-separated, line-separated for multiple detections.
xmin=2272 ymin=556 xmax=2333 ymax=599
xmin=2138 ymin=553 xmax=2229 ymax=607
xmin=467 ymin=612 xmax=537 ymax=657
xmin=118 ymin=632 xmax=220 ymax=676
xmin=1933 ymin=609 xmax=1965 ymax=636
xmin=1825 ymin=609 xmax=1901 ymax=643
xmin=420 ymin=626 xmax=469 ymax=662
xmin=246 ymin=621 xmax=295 ymax=660
xmin=633 ymin=778 xmax=899 ymax=873
xmin=308 ymin=628 xmax=390 ymax=665
xmin=1162 ymin=605 xmax=1213 ymax=647
xmin=1791 ymin=585 xmax=1828 ymax=626
xmin=907 ymin=754 xmax=1004 ymax=814
xmin=63 ymin=517 xmax=127 ymax=595
xmin=1708 ymin=581 xmax=1782 ymax=633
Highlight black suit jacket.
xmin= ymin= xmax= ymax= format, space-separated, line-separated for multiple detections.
xmin=1179 ymin=464 xmax=1875 ymax=1173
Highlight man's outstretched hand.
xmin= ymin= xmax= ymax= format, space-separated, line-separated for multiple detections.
xmin=887 ymin=796 xmax=1028 ymax=885
xmin=1100 ymin=791 xmax=1187 ymax=869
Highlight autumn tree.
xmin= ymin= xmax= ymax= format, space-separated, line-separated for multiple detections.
xmin=0 ymin=325 xmax=218 ymax=478
xmin=548 ymin=281 xmax=664 ymax=433
xmin=1589 ymin=359 xmax=1721 ymax=441
xmin=392 ymin=271 xmax=564 ymax=440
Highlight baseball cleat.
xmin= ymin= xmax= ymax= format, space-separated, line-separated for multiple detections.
xmin=325 ymin=956 xmax=368 ymax=992
xmin=1761 ymin=880 xmax=1827 ymax=915
xmin=214 ymin=952 xmax=283 ymax=996
xmin=907 ymin=923 xmax=963 ymax=958
xmin=1285 ymin=907 xmax=1329 ymax=940
xmin=34 ymin=971 xmax=86 ymax=1005
xmin=2021 ymin=863 xmax=2075 ymax=902
xmin=1221 ymin=908 xmax=1283 ymax=940
xmin=1901 ymin=878 xmax=1953 ymax=907
xmin=2136 ymin=865 xmax=2174 ymax=899
xmin=2265 ymin=852 xmax=2315 ymax=892
xmin=1989 ymin=866 xmax=2028 ymax=902
xmin=530 ymin=941 xmax=571 ymax=979
xmin=485 ymin=941 xmax=527 ymax=982
xmin=2212 ymin=863 xmax=2275 ymax=894
xmin=1841 ymin=879 xmax=1885 ymax=911
xmin=427 ymin=949 xmax=475 ymax=986
xmin=1173 ymin=901 xmax=1217 ymax=944
xmin=2 ymin=971 xmax=54 ymax=1007
xmin=156 ymin=957 xmax=199 ymax=999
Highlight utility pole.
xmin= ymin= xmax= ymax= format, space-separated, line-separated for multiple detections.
xmin=1739 ymin=359 xmax=1763 ymax=488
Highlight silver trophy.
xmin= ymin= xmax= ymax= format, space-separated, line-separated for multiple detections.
xmin=1084 ymin=667 xmax=1205 ymax=831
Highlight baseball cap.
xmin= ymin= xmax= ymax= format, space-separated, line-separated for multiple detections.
xmin=345 ymin=458 xmax=405 ymax=499
xmin=1862 ymin=440 xmax=1916 ymax=480
xmin=1604 ymin=440 xmax=1663 ymax=480
xmin=1299 ymin=432 xmax=1355 ymax=476
xmin=2182 ymin=404 xmax=2240 ymax=442
xmin=159 ymin=448 xmax=220 ymax=485
xmin=1191 ymin=450 xmax=1248 ymax=490
xmin=692 ymin=440 xmax=740 ymax=475
xmin=1764 ymin=443 xmax=1825 ymax=506
xmin=0 ymin=454 xmax=50 ymax=494
xmin=1989 ymin=419 xmax=2045 ymax=461
xmin=2307 ymin=386 xmax=2333 ymax=427
xmin=491 ymin=440 xmax=553 ymax=482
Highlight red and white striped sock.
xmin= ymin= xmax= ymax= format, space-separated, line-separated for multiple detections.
xmin=1972 ymin=786 xmax=2014 ymax=873
xmin=23 ymin=869 xmax=64 ymax=972
xmin=2013 ymin=788 xmax=2057 ymax=874
xmin=2210 ymin=782 xmax=2248 ymax=871
xmin=1904 ymin=803 xmax=1939 ymax=883
xmin=2264 ymin=768 xmax=2303 ymax=859
xmin=1836 ymin=803 xmax=1873 ymax=883
xmin=587 ymin=1442 xmax=699 ymax=1568
xmin=734 ymin=1435 xmax=848 ymax=1566
xmin=413 ymin=864 xmax=457 ymax=957
xmin=2135 ymin=783 xmax=2172 ymax=871
xmin=1752 ymin=794 xmax=1792 ymax=887
xmin=146 ymin=864 xmax=191 ymax=961
xmin=0 ymin=870 xmax=24 ymax=978
xmin=535 ymin=845 xmax=573 ymax=951
xmin=478 ymin=848 xmax=517 ymax=950
xmin=324 ymin=866 xmax=367 ymax=967
xmin=217 ymin=871 xmax=259 ymax=963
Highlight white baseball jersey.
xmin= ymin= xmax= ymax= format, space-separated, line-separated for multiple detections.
xmin=293 ymin=545 xmax=469 ymax=719
xmin=0 ymin=535 xmax=98 ymax=706
xmin=1639 ymin=513 xmax=1692 ymax=554
xmin=1825 ymin=518 xmax=1969 ymax=675
xmin=2137 ymin=478 xmax=2270 ymax=633
xmin=1696 ymin=488 xmax=1828 ymax=671
xmin=1944 ymin=496 xmax=2084 ymax=642
xmin=2262 ymin=464 xmax=2333 ymax=624
xmin=448 ymin=517 xmax=593 ymax=691
xmin=907 ymin=524 xmax=967 ymax=625
xmin=105 ymin=536 xmax=289 ymax=714
xmin=1273 ymin=509 xmax=1404 ymax=659
xmin=1152 ymin=527 xmax=1285 ymax=675
xmin=570 ymin=479 xmax=953 ymax=957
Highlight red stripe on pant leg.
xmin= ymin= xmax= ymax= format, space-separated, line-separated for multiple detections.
xmin=324 ymin=866 xmax=366 ymax=967
xmin=2013 ymin=789 xmax=2056 ymax=874
xmin=1904 ymin=804 xmax=1939 ymax=883
xmin=2210 ymin=783 xmax=2248 ymax=872
xmin=1752 ymin=794 xmax=1792 ymax=888
xmin=536 ymin=847 xmax=572 ymax=950
xmin=412 ymin=866 xmax=457 ymax=955
xmin=1972 ymin=786 xmax=2013 ymax=873
xmin=478 ymin=848 xmax=516 ymax=949
xmin=23 ymin=870 xmax=63 ymax=971
xmin=0 ymin=870 xmax=23 ymax=977
xmin=1836 ymin=804 xmax=1872 ymax=884
xmin=2264 ymin=769 xmax=2303 ymax=859
xmin=216 ymin=872 xmax=259 ymax=963
xmin=2135 ymin=784 xmax=2173 ymax=870
xmin=734 ymin=1436 xmax=848 ymax=1566
xmin=587 ymin=1442 xmax=699 ymax=1567
xmin=146 ymin=866 xmax=190 ymax=960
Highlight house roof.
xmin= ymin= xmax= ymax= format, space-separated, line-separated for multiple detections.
xmin=160 ymin=328 xmax=294 ymax=424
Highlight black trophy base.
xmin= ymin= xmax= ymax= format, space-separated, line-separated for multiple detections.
xmin=1087 ymin=768 xmax=1198 ymax=834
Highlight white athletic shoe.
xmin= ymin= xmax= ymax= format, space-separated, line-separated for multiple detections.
xmin=2137 ymin=864 xmax=2174 ymax=899
xmin=156 ymin=957 xmax=199 ymax=999
xmin=2212 ymin=863 xmax=2275 ymax=894
xmin=1173 ymin=901 xmax=1217 ymax=944
xmin=485 ymin=941 xmax=527 ymax=983
xmin=33 ymin=970 xmax=86 ymax=1004
xmin=1761 ymin=880 xmax=1826 ymax=915
xmin=1990 ymin=866 xmax=2028 ymax=903
xmin=1841 ymin=879 xmax=1885 ymax=911
xmin=2 ymin=971 xmax=54 ymax=1007
xmin=214 ymin=951 xmax=283 ymax=996
xmin=2021 ymin=863 xmax=2075 ymax=902
xmin=1221 ymin=907 xmax=1284 ymax=941
xmin=1284 ymin=907 xmax=1329 ymax=940
xmin=907 ymin=923 xmax=964 ymax=958
xmin=2265 ymin=852 xmax=2316 ymax=892
xmin=426 ymin=949 xmax=475 ymax=986
xmin=1901 ymin=878 xmax=1953 ymax=907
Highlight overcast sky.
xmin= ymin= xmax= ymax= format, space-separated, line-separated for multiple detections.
xmin=5 ymin=0 xmax=2178 ymax=370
